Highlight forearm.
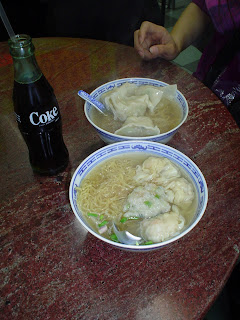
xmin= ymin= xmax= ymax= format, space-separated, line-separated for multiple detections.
xmin=170 ymin=3 xmax=211 ymax=53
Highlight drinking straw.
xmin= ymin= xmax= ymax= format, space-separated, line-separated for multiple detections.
xmin=0 ymin=1 xmax=15 ymax=40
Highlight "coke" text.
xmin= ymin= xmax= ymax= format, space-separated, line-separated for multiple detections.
xmin=29 ymin=107 xmax=58 ymax=125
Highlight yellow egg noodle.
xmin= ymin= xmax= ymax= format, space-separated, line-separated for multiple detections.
xmin=76 ymin=159 xmax=137 ymax=219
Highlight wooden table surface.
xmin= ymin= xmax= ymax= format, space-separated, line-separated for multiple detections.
xmin=0 ymin=37 xmax=239 ymax=320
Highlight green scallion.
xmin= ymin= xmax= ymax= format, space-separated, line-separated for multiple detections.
xmin=110 ymin=233 xmax=119 ymax=242
xmin=120 ymin=217 xmax=128 ymax=223
xmin=98 ymin=220 xmax=108 ymax=228
xmin=155 ymin=194 xmax=160 ymax=199
xmin=87 ymin=213 xmax=98 ymax=218
xmin=143 ymin=241 xmax=153 ymax=245
xmin=144 ymin=200 xmax=152 ymax=208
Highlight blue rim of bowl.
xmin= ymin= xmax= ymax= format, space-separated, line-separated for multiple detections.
xmin=84 ymin=77 xmax=189 ymax=140
xmin=69 ymin=141 xmax=208 ymax=251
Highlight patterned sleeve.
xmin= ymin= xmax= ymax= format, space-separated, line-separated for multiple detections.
xmin=192 ymin=0 xmax=240 ymax=34
xmin=191 ymin=0 xmax=208 ymax=14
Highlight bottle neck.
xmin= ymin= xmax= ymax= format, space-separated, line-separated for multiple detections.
xmin=8 ymin=34 xmax=42 ymax=84
xmin=12 ymin=55 xmax=42 ymax=84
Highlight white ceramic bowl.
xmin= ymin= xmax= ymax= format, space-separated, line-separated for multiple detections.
xmin=84 ymin=78 xmax=188 ymax=144
xmin=69 ymin=141 xmax=208 ymax=252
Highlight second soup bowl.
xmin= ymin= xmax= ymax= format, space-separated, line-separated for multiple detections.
xmin=84 ymin=78 xmax=188 ymax=144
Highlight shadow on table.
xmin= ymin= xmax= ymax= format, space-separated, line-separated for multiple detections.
xmin=204 ymin=262 xmax=240 ymax=320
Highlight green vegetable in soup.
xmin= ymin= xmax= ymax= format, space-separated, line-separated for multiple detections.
xmin=120 ymin=217 xmax=128 ymax=223
xmin=87 ymin=212 xmax=99 ymax=217
xmin=144 ymin=200 xmax=152 ymax=208
xmin=110 ymin=233 xmax=119 ymax=242
xmin=98 ymin=220 xmax=108 ymax=228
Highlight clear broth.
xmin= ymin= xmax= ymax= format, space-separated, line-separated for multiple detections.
xmin=91 ymin=96 xmax=183 ymax=135
xmin=76 ymin=153 xmax=197 ymax=244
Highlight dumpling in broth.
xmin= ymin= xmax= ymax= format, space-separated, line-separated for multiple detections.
xmin=114 ymin=116 xmax=160 ymax=137
xmin=140 ymin=209 xmax=185 ymax=242
xmin=134 ymin=156 xmax=181 ymax=186
xmin=134 ymin=85 xmax=164 ymax=112
xmin=165 ymin=177 xmax=194 ymax=207
xmin=100 ymin=83 xmax=163 ymax=121
xmin=160 ymin=84 xmax=177 ymax=101
xmin=123 ymin=183 xmax=171 ymax=219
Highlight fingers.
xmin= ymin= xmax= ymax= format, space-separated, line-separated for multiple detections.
xmin=138 ymin=21 xmax=159 ymax=44
xmin=134 ymin=21 xmax=169 ymax=60
xmin=143 ymin=45 xmax=168 ymax=61
xmin=134 ymin=31 xmax=155 ymax=60
xmin=134 ymin=30 xmax=145 ymax=59
xmin=150 ymin=43 xmax=179 ymax=61
xmin=134 ymin=21 xmax=179 ymax=61
xmin=134 ymin=28 xmax=159 ymax=60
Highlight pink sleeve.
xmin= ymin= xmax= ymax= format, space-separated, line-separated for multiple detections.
xmin=191 ymin=0 xmax=208 ymax=14
xmin=193 ymin=0 xmax=240 ymax=33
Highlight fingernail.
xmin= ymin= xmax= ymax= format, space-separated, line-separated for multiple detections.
xmin=149 ymin=46 xmax=157 ymax=54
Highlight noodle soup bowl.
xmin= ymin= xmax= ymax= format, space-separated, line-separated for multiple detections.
xmin=69 ymin=141 xmax=208 ymax=252
xmin=84 ymin=78 xmax=188 ymax=144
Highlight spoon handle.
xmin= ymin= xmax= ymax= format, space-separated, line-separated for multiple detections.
xmin=78 ymin=90 xmax=106 ymax=114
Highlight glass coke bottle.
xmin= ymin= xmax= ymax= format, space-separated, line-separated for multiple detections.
xmin=8 ymin=34 xmax=69 ymax=175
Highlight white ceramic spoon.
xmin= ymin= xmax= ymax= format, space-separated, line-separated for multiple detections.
xmin=78 ymin=90 xmax=106 ymax=114
xmin=113 ymin=223 xmax=142 ymax=245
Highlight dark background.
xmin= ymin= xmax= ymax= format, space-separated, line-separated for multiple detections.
xmin=0 ymin=0 xmax=163 ymax=46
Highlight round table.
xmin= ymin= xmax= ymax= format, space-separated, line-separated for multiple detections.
xmin=0 ymin=38 xmax=239 ymax=320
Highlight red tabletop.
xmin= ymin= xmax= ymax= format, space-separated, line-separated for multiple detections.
xmin=0 ymin=38 xmax=239 ymax=320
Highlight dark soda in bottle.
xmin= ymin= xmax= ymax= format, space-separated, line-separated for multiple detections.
xmin=8 ymin=34 xmax=69 ymax=175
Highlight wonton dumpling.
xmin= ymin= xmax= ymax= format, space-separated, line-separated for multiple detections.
xmin=100 ymin=83 xmax=163 ymax=121
xmin=100 ymin=83 xmax=148 ymax=121
xmin=165 ymin=177 xmax=194 ymax=207
xmin=123 ymin=183 xmax=171 ymax=219
xmin=140 ymin=211 xmax=185 ymax=243
xmin=155 ymin=186 xmax=174 ymax=203
xmin=135 ymin=85 xmax=163 ymax=112
xmin=114 ymin=116 xmax=160 ymax=137
xmin=160 ymin=84 xmax=177 ymax=100
xmin=134 ymin=156 xmax=181 ymax=186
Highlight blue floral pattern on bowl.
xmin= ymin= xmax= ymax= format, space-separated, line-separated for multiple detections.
xmin=69 ymin=141 xmax=208 ymax=252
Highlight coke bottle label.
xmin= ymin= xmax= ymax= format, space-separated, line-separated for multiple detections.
xmin=13 ymin=76 xmax=62 ymax=133
xmin=29 ymin=106 xmax=59 ymax=125
xmin=15 ymin=106 xmax=60 ymax=130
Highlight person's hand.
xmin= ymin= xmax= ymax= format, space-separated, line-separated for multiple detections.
xmin=134 ymin=21 xmax=180 ymax=61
